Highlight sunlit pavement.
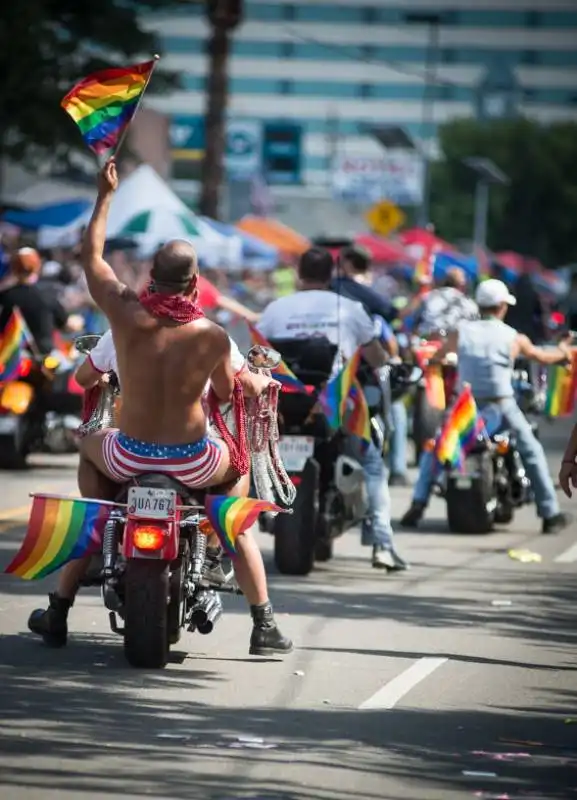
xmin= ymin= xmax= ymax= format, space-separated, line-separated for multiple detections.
xmin=0 ymin=422 xmax=576 ymax=800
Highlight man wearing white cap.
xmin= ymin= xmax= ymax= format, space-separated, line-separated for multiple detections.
xmin=401 ymin=279 xmax=572 ymax=535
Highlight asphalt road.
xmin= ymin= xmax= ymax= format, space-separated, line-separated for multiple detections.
xmin=0 ymin=422 xmax=576 ymax=800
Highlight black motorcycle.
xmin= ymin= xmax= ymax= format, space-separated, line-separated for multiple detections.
xmin=265 ymin=337 xmax=421 ymax=575
xmin=444 ymin=365 xmax=538 ymax=534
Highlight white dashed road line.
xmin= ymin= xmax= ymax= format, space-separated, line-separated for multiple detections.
xmin=358 ymin=657 xmax=448 ymax=710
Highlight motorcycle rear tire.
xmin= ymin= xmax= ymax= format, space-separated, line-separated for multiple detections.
xmin=446 ymin=452 xmax=495 ymax=534
xmin=0 ymin=419 xmax=28 ymax=470
xmin=168 ymin=542 xmax=189 ymax=646
xmin=413 ymin=388 xmax=442 ymax=464
xmin=124 ymin=560 xmax=170 ymax=668
xmin=273 ymin=459 xmax=319 ymax=576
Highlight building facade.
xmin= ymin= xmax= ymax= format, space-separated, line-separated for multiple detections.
xmin=143 ymin=0 xmax=577 ymax=218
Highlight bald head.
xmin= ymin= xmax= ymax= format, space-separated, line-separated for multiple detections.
xmin=150 ymin=240 xmax=198 ymax=294
xmin=444 ymin=267 xmax=467 ymax=291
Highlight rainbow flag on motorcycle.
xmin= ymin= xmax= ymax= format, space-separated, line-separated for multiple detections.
xmin=5 ymin=495 xmax=108 ymax=580
xmin=434 ymin=384 xmax=485 ymax=469
xmin=0 ymin=308 xmax=34 ymax=382
xmin=247 ymin=325 xmax=307 ymax=393
xmin=318 ymin=348 xmax=371 ymax=447
xmin=545 ymin=349 xmax=577 ymax=417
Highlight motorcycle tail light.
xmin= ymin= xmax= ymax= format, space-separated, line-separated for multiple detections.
xmin=198 ymin=518 xmax=215 ymax=535
xmin=19 ymin=358 xmax=32 ymax=378
xmin=133 ymin=525 xmax=167 ymax=551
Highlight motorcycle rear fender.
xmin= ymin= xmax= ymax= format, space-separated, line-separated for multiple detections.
xmin=122 ymin=515 xmax=180 ymax=561
xmin=0 ymin=381 xmax=34 ymax=415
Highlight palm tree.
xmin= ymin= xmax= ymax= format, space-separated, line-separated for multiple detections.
xmin=199 ymin=0 xmax=243 ymax=218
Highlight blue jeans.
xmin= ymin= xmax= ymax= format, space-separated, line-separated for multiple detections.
xmin=348 ymin=437 xmax=394 ymax=550
xmin=389 ymin=400 xmax=408 ymax=477
xmin=412 ymin=397 xmax=559 ymax=519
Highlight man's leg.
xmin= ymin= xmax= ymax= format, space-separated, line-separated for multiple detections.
xmin=28 ymin=431 xmax=119 ymax=647
xmin=501 ymin=400 xmax=569 ymax=534
xmin=350 ymin=437 xmax=408 ymax=571
xmin=399 ymin=448 xmax=437 ymax=528
xmin=389 ymin=400 xmax=409 ymax=485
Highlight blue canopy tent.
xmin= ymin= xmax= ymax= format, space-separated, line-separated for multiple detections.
xmin=2 ymin=199 xmax=92 ymax=230
xmin=200 ymin=216 xmax=278 ymax=270
xmin=433 ymin=251 xmax=479 ymax=283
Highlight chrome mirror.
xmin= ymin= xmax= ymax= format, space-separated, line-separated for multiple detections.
xmin=246 ymin=344 xmax=282 ymax=371
xmin=74 ymin=334 xmax=102 ymax=355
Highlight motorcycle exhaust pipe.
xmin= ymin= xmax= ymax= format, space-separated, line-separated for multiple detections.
xmin=190 ymin=590 xmax=223 ymax=635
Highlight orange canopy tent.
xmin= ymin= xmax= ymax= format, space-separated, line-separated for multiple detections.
xmin=236 ymin=216 xmax=309 ymax=258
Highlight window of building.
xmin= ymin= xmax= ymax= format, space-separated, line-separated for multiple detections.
xmin=279 ymin=80 xmax=292 ymax=95
xmin=373 ymin=45 xmax=428 ymax=62
xmin=233 ymin=40 xmax=284 ymax=58
xmin=442 ymin=48 xmax=456 ymax=64
xmin=246 ymin=3 xmax=286 ymax=22
xmin=363 ymin=7 xmax=378 ymax=25
xmin=291 ymin=81 xmax=360 ymax=98
xmin=525 ymin=11 xmax=541 ymax=28
xmin=229 ymin=77 xmax=284 ymax=94
xmin=292 ymin=42 xmax=366 ymax=61
xmin=181 ymin=75 xmax=206 ymax=92
xmin=358 ymin=83 xmax=372 ymax=98
xmin=521 ymin=50 xmax=539 ymax=66
xmin=283 ymin=4 xmax=296 ymax=21
xmin=539 ymin=12 xmax=577 ymax=27
xmin=456 ymin=11 xmax=527 ymax=27
xmin=162 ymin=36 xmax=205 ymax=54
xmin=281 ymin=41 xmax=295 ymax=58
xmin=538 ymin=50 xmax=577 ymax=66
xmin=370 ymin=84 xmax=424 ymax=100
xmin=294 ymin=5 xmax=365 ymax=23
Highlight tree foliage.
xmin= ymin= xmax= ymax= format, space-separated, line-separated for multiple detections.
xmin=0 ymin=0 xmax=181 ymax=167
xmin=429 ymin=117 xmax=577 ymax=267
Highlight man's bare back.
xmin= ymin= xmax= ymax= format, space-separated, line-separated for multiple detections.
xmin=112 ymin=300 xmax=232 ymax=445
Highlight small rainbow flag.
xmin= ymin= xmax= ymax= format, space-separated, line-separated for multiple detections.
xmin=248 ymin=325 xmax=307 ymax=392
xmin=5 ymin=496 xmax=108 ymax=580
xmin=344 ymin=378 xmax=371 ymax=447
xmin=204 ymin=495 xmax=284 ymax=557
xmin=319 ymin=348 xmax=362 ymax=430
xmin=435 ymin=385 xmax=484 ymax=469
xmin=545 ymin=350 xmax=577 ymax=417
xmin=0 ymin=309 xmax=33 ymax=382
xmin=61 ymin=60 xmax=156 ymax=156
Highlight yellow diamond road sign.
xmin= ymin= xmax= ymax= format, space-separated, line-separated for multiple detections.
xmin=365 ymin=200 xmax=405 ymax=237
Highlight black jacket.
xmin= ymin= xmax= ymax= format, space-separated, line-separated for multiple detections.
xmin=0 ymin=283 xmax=68 ymax=355
xmin=330 ymin=276 xmax=396 ymax=323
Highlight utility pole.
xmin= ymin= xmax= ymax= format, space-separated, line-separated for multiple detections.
xmin=199 ymin=0 xmax=243 ymax=218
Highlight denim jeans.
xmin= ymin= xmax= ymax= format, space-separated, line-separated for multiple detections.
xmin=412 ymin=397 xmax=559 ymax=519
xmin=348 ymin=437 xmax=394 ymax=550
xmin=389 ymin=400 xmax=408 ymax=477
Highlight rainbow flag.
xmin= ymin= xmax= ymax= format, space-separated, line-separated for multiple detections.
xmin=0 ymin=309 xmax=33 ymax=382
xmin=319 ymin=348 xmax=362 ymax=430
xmin=61 ymin=60 xmax=156 ymax=156
xmin=545 ymin=350 xmax=577 ymax=417
xmin=204 ymin=495 xmax=283 ymax=557
xmin=247 ymin=325 xmax=307 ymax=392
xmin=5 ymin=496 xmax=108 ymax=580
xmin=344 ymin=378 xmax=371 ymax=447
xmin=435 ymin=385 xmax=484 ymax=469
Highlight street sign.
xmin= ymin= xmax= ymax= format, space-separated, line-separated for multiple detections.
xmin=365 ymin=200 xmax=406 ymax=237
xmin=226 ymin=120 xmax=262 ymax=180
xmin=332 ymin=152 xmax=423 ymax=206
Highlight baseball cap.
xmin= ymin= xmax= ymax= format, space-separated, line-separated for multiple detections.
xmin=475 ymin=278 xmax=516 ymax=308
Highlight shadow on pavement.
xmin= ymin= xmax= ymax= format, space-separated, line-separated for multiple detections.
xmin=0 ymin=633 xmax=575 ymax=800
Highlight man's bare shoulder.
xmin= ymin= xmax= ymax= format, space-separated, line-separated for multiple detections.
xmin=188 ymin=317 xmax=230 ymax=348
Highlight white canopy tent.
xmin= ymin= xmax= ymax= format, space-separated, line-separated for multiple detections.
xmin=37 ymin=165 xmax=242 ymax=269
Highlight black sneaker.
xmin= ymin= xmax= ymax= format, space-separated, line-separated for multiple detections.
xmin=389 ymin=473 xmax=410 ymax=487
xmin=28 ymin=592 xmax=73 ymax=648
xmin=542 ymin=512 xmax=573 ymax=535
xmin=249 ymin=602 xmax=293 ymax=656
xmin=399 ymin=502 xmax=426 ymax=528
xmin=372 ymin=546 xmax=410 ymax=572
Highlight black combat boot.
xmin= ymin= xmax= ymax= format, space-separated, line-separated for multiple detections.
xmin=28 ymin=592 xmax=73 ymax=648
xmin=249 ymin=602 xmax=293 ymax=656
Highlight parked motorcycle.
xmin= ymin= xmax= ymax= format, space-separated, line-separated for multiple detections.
xmin=265 ymin=337 xmax=421 ymax=576
xmin=444 ymin=365 xmax=539 ymax=534
xmin=0 ymin=349 xmax=83 ymax=469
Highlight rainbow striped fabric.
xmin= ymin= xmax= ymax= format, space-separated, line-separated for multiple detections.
xmin=61 ymin=60 xmax=156 ymax=156
xmin=0 ymin=309 xmax=33 ymax=382
xmin=204 ymin=496 xmax=283 ymax=557
xmin=344 ymin=378 xmax=372 ymax=447
xmin=5 ymin=496 xmax=108 ymax=580
xmin=435 ymin=385 xmax=484 ymax=469
xmin=545 ymin=350 xmax=577 ymax=417
xmin=319 ymin=348 xmax=361 ymax=430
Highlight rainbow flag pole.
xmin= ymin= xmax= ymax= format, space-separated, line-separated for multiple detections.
xmin=61 ymin=56 xmax=160 ymax=160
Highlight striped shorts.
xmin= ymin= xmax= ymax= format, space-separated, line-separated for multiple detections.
xmin=102 ymin=430 xmax=223 ymax=488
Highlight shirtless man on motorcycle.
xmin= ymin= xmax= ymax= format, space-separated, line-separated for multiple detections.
xmin=28 ymin=159 xmax=292 ymax=657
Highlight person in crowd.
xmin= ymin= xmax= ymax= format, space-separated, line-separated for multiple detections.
xmin=0 ymin=247 xmax=83 ymax=354
xmin=28 ymin=159 xmax=293 ymax=658
xmin=257 ymin=246 xmax=408 ymax=571
xmin=331 ymin=245 xmax=397 ymax=324
xmin=407 ymin=267 xmax=479 ymax=337
xmin=504 ymin=272 xmax=546 ymax=343
xmin=400 ymin=279 xmax=572 ymax=535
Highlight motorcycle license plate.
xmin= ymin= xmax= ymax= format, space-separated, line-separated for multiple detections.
xmin=278 ymin=436 xmax=314 ymax=473
xmin=127 ymin=487 xmax=176 ymax=519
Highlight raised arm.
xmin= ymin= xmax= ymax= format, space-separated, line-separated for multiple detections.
xmin=81 ymin=159 xmax=132 ymax=318
xmin=514 ymin=334 xmax=571 ymax=365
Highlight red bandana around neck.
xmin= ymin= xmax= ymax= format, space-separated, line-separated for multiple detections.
xmin=139 ymin=283 xmax=205 ymax=325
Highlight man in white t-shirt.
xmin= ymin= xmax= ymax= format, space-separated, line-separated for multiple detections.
xmin=257 ymin=247 xmax=408 ymax=571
